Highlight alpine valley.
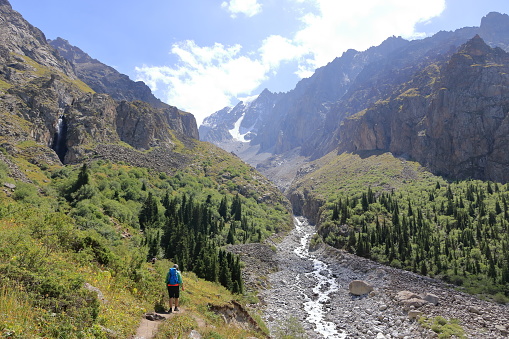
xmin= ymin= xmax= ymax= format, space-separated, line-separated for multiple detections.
xmin=0 ymin=0 xmax=509 ymax=338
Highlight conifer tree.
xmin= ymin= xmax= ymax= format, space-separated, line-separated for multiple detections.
xmin=139 ymin=192 xmax=159 ymax=230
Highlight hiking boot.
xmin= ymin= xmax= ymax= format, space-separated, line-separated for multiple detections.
xmin=174 ymin=307 xmax=179 ymax=312
xmin=168 ymin=308 xmax=172 ymax=313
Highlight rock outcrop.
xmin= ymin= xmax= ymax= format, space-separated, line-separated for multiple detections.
xmin=340 ymin=35 xmax=509 ymax=182
xmin=0 ymin=0 xmax=198 ymax=169
xmin=49 ymin=37 xmax=167 ymax=109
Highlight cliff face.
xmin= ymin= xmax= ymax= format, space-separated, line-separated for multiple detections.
xmin=0 ymin=0 xmax=198 ymax=170
xmin=0 ymin=1 xmax=75 ymax=78
xmin=49 ymin=38 xmax=167 ymax=109
xmin=340 ymin=36 xmax=509 ymax=182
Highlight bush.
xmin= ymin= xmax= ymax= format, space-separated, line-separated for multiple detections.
xmin=274 ymin=316 xmax=307 ymax=339
xmin=12 ymin=182 xmax=38 ymax=202
xmin=493 ymin=292 xmax=509 ymax=304
xmin=419 ymin=316 xmax=466 ymax=339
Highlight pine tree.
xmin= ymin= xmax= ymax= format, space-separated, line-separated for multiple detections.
xmin=70 ymin=163 xmax=90 ymax=195
xmin=219 ymin=195 xmax=228 ymax=219
xmin=227 ymin=224 xmax=236 ymax=244
xmin=139 ymin=192 xmax=159 ymax=231
xmin=332 ymin=204 xmax=339 ymax=221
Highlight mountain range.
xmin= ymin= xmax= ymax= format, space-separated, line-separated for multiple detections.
xmin=201 ymin=12 xmax=509 ymax=187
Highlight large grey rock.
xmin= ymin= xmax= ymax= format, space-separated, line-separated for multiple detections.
xmin=348 ymin=280 xmax=374 ymax=295
xmin=395 ymin=290 xmax=420 ymax=301
xmin=423 ymin=293 xmax=439 ymax=305
xmin=401 ymin=298 xmax=428 ymax=309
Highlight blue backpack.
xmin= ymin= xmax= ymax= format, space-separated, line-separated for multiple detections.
xmin=167 ymin=267 xmax=179 ymax=285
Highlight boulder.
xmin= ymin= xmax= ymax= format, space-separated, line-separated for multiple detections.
xmin=467 ymin=306 xmax=482 ymax=315
xmin=145 ymin=312 xmax=166 ymax=321
xmin=395 ymin=290 xmax=420 ymax=301
xmin=349 ymin=280 xmax=374 ymax=296
xmin=401 ymin=298 xmax=428 ymax=309
xmin=408 ymin=310 xmax=423 ymax=319
xmin=3 ymin=182 xmax=15 ymax=190
xmin=423 ymin=293 xmax=439 ymax=305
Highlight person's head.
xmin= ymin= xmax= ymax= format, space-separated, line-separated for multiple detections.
xmin=174 ymin=264 xmax=179 ymax=270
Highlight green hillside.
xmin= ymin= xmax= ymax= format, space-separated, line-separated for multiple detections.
xmin=0 ymin=144 xmax=291 ymax=338
xmin=290 ymin=151 xmax=509 ymax=302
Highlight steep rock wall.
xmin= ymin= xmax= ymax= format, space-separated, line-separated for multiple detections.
xmin=340 ymin=36 xmax=509 ymax=182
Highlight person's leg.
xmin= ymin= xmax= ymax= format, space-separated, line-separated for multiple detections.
xmin=174 ymin=287 xmax=180 ymax=310
xmin=168 ymin=285 xmax=176 ymax=312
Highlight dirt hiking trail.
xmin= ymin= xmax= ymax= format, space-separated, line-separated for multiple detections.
xmin=131 ymin=309 xmax=176 ymax=339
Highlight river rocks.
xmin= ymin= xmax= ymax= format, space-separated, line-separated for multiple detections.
xmin=495 ymin=325 xmax=508 ymax=336
xmin=349 ymin=280 xmax=374 ymax=296
xmin=254 ymin=217 xmax=509 ymax=339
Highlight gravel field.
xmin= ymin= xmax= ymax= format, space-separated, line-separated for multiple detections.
xmin=232 ymin=217 xmax=509 ymax=339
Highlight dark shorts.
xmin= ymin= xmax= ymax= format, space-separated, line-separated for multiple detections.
xmin=167 ymin=285 xmax=180 ymax=298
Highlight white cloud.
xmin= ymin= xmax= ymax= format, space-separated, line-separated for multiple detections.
xmin=136 ymin=41 xmax=267 ymax=125
xmin=221 ymin=0 xmax=262 ymax=18
xmin=292 ymin=0 xmax=446 ymax=74
xmin=136 ymin=0 xmax=446 ymax=126
xmin=260 ymin=35 xmax=308 ymax=68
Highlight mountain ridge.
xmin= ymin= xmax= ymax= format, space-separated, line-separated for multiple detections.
xmin=202 ymin=11 xmax=509 ymax=185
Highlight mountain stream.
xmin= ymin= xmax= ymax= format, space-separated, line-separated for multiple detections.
xmin=261 ymin=216 xmax=346 ymax=338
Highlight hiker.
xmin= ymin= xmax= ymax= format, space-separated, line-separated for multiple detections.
xmin=166 ymin=264 xmax=184 ymax=313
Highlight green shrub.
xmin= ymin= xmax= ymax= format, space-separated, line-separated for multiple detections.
xmin=419 ymin=316 xmax=466 ymax=339
xmin=275 ymin=316 xmax=307 ymax=339
xmin=12 ymin=182 xmax=38 ymax=202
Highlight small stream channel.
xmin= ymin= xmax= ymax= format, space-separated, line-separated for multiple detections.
xmin=261 ymin=216 xmax=346 ymax=338
xmin=293 ymin=217 xmax=346 ymax=339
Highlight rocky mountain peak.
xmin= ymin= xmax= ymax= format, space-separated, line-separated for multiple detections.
xmin=0 ymin=0 xmax=75 ymax=78
xmin=50 ymin=37 xmax=97 ymax=64
xmin=480 ymin=12 xmax=509 ymax=34
xmin=458 ymin=34 xmax=493 ymax=57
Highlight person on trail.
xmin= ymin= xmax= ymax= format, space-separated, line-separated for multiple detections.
xmin=166 ymin=264 xmax=184 ymax=313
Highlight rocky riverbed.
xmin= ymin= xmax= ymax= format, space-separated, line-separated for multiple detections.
xmin=230 ymin=216 xmax=509 ymax=338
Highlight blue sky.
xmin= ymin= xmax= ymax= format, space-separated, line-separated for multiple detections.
xmin=9 ymin=0 xmax=509 ymax=125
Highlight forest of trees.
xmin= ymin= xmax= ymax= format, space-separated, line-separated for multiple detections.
xmin=139 ymin=191 xmax=246 ymax=294
xmin=320 ymin=181 xmax=509 ymax=301
xmin=53 ymin=161 xmax=289 ymax=295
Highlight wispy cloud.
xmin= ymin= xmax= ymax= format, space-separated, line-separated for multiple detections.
xmin=136 ymin=41 xmax=267 ymax=125
xmin=221 ymin=0 xmax=262 ymax=18
xmin=291 ymin=0 xmax=446 ymax=76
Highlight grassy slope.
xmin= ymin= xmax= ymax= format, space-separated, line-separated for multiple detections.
xmin=291 ymin=150 xmax=443 ymax=205
xmin=0 ymin=141 xmax=287 ymax=337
